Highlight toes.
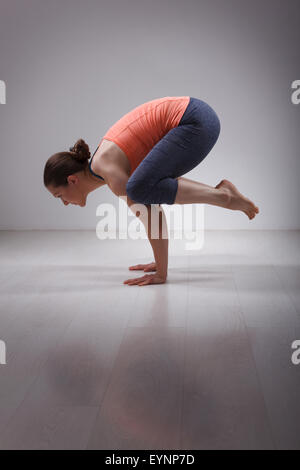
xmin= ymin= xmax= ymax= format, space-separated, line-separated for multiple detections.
xmin=243 ymin=205 xmax=259 ymax=219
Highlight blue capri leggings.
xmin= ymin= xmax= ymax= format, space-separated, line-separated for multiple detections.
xmin=125 ymin=97 xmax=221 ymax=205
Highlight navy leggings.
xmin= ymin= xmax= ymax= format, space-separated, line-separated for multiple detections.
xmin=125 ymin=97 xmax=221 ymax=205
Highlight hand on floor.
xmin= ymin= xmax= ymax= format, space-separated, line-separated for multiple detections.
xmin=128 ymin=262 xmax=157 ymax=272
xmin=123 ymin=273 xmax=167 ymax=286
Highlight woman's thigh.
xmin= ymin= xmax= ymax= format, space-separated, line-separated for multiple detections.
xmin=128 ymin=97 xmax=221 ymax=189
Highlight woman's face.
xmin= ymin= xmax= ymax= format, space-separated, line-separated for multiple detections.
xmin=48 ymin=174 xmax=87 ymax=207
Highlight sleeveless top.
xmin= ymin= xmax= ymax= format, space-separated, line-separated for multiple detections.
xmin=89 ymin=95 xmax=190 ymax=179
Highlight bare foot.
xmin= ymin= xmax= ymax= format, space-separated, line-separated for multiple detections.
xmin=215 ymin=179 xmax=259 ymax=220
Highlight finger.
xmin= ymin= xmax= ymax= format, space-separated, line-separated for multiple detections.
xmin=129 ymin=265 xmax=143 ymax=270
xmin=127 ymin=279 xmax=146 ymax=285
xmin=124 ymin=278 xmax=138 ymax=283
xmin=124 ymin=275 xmax=148 ymax=285
xmin=124 ymin=278 xmax=141 ymax=284
xmin=139 ymin=279 xmax=152 ymax=285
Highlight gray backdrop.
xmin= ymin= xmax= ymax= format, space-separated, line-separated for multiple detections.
xmin=0 ymin=0 xmax=299 ymax=230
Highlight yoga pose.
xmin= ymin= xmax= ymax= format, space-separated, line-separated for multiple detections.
xmin=44 ymin=96 xmax=259 ymax=286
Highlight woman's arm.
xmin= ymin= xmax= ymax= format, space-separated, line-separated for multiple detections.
xmin=127 ymin=196 xmax=168 ymax=281
xmin=104 ymin=165 xmax=168 ymax=285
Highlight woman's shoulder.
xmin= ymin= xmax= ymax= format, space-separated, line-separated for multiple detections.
xmin=92 ymin=142 xmax=131 ymax=180
xmin=96 ymin=140 xmax=131 ymax=176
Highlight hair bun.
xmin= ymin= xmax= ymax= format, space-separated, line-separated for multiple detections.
xmin=69 ymin=138 xmax=91 ymax=163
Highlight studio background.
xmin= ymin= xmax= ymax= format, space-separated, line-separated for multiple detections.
xmin=0 ymin=0 xmax=299 ymax=230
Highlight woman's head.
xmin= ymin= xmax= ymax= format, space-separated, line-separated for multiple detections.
xmin=44 ymin=138 xmax=91 ymax=206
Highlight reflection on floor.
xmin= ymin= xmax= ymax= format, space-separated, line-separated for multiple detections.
xmin=0 ymin=230 xmax=299 ymax=449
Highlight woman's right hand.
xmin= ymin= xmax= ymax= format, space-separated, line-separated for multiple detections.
xmin=129 ymin=262 xmax=157 ymax=272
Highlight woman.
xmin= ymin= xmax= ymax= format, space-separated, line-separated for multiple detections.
xmin=44 ymin=96 xmax=259 ymax=286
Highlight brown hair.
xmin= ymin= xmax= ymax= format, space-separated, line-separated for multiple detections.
xmin=43 ymin=138 xmax=91 ymax=188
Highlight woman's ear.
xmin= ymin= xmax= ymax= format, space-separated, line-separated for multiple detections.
xmin=67 ymin=174 xmax=78 ymax=185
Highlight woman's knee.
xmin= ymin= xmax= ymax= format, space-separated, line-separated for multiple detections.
xmin=211 ymin=111 xmax=221 ymax=143
xmin=206 ymin=114 xmax=221 ymax=151
xmin=126 ymin=177 xmax=149 ymax=203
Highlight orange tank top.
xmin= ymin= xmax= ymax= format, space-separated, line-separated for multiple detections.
xmin=100 ymin=96 xmax=190 ymax=175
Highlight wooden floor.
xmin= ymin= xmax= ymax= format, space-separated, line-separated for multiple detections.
xmin=0 ymin=230 xmax=299 ymax=450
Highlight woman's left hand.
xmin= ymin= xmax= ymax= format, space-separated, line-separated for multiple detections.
xmin=123 ymin=273 xmax=167 ymax=286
